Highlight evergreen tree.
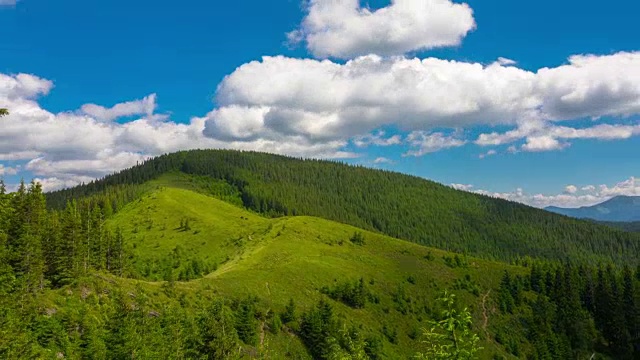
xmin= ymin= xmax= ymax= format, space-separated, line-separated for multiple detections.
xmin=622 ymin=266 xmax=639 ymax=356
xmin=235 ymin=299 xmax=257 ymax=345
xmin=282 ymin=298 xmax=297 ymax=323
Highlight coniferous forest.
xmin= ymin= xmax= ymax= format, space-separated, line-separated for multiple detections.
xmin=1 ymin=150 xmax=639 ymax=359
xmin=48 ymin=150 xmax=640 ymax=265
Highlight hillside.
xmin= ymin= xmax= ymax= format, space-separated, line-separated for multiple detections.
xmin=105 ymin=185 xmax=523 ymax=359
xmin=3 ymin=177 xmax=639 ymax=359
xmin=546 ymin=195 xmax=640 ymax=222
xmin=602 ymin=221 xmax=640 ymax=232
xmin=47 ymin=150 xmax=640 ymax=265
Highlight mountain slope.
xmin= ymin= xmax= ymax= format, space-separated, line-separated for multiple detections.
xmin=47 ymin=150 xmax=640 ymax=265
xmin=6 ymin=179 xmax=639 ymax=359
xmin=105 ymin=185 xmax=527 ymax=359
xmin=600 ymin=220 xmax=640 ymax=232
xmin=546 ymin=195 xmax=640 ymax=222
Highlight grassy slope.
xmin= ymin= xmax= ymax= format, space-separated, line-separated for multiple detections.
xmin=103 ymin=184 xmax=528 ymax=359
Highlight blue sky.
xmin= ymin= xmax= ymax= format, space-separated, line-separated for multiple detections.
xmin=1 ymin=0 xmax=639 ymax=207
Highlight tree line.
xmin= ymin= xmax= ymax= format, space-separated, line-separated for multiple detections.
xmin=496 ymin=262 xmax=640 ymax=359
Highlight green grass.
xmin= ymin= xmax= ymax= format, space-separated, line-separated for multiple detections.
xmin=103 ymin=184 xmax=528 ymax=359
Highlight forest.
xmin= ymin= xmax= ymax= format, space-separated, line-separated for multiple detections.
xmin=1 ymin=150 xmax=639 ymax=359
xmin=48 ymin=150 xmax=640 ymax=265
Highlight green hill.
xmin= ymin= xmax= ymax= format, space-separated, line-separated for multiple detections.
xmin=105 ymin=185 xmax=523 ymax=359
xmin=47 ymin=150 xmax=640 ymax=265
xmin=2 ymin=175 xmax=639 ymax=359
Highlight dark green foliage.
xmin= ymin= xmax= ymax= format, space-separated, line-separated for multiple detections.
xmin=364 ymin=335 xmax=383 ymax=359
xmin=321 ymin=278 xmax=371 ymax=309
xmin=282 ymin=298 xmax=297 ymax=324
xmin=234 ymin=297 xmax=258 ymax=345
xmin=269 ymin=313 xmax=283 ymax=334
xmin=443 ymin=254 xmax=469 ymax=268
xmin=350 ymin=232 xmax=366 ymax=246
xmin=498 ymin=262 xmax=640 ymax=359
xmin=299 ymin=298 xmax=338 ymax=359
xmin=600 ymin=221 xmax=640 ymax=232
xmin=45 ymin=149 xmax=640 ymax=265
xmin=382 ymin=324 xmax=398 ymax=344
xmin=453 ymin=274 xmax=481 ymax=296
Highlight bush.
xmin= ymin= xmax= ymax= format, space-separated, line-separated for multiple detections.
xmin=350 ymin=232 xmax=366 ymax=246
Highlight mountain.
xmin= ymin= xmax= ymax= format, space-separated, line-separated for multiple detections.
xmin=47 ymin=150 xmax=640 ymax=265
xmin=2 ymin=153 xmax=639 ymax=359
xmin=546 ymin=195 xmax=640 ymax=222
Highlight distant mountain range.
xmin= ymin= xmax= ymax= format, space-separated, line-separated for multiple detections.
xmin=545 ymin=195 xmax=640 ymax=222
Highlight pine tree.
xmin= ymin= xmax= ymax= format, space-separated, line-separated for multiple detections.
xmin=498 ymin=271 xmax=515 ymax=313
xmin=282 ymin=298 xmax=297 ymax=323
xmin=235 ymin=299 xmax=257 ymax=345
xmin=622 ymin=266 xmax=639 ymax=356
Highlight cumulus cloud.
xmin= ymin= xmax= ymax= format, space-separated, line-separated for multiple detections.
xmin=209 ymin=52 xmax=640 ymax=156
xmin=564 ymin=185 xmax=578 ymax=194
xmin=537 ymin=52 xmax=640 ymax=120
xmin=477 ymin=120 xmax=640 ymax=152
xmin=4 ymin=51 xmax=640 ymax=190
xmin=207 ymin=55 xmax=539 ymax=145
xmin=290 ymin=0 xmax=476 ymax=59
xmin=0 ymin=164 xmax=19 ymax=176
xmin=478 ymin=149 xmax=497 ymax=159
xmin=373 ymin=157 xmax=393 ymax=164
xmin=0 ymin=73 xmax=361 ymax=191
xmin=80 ymin=93 xmax=158 ymax=122
xmin=404 ymin=131 xmax=466 ymax=156
xmin=462 ymin=176 xmax=640 ymax=208
xmin=353 ymin=131 xmax=402 ymax=147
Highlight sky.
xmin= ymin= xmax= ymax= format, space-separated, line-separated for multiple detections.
xmin=0 ymin=0 xmax=639 ymax=208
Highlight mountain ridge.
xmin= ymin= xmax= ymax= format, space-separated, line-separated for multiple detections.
xmin=46 ymin=150 xmax=640 ymax=265
xmin=545 ymin=195 xmax=640 ymax=222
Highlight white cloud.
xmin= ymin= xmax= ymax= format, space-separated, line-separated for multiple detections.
xmin=0 ymin=73 xmax=362 ymax=191
xmin=521 ymin=136 xmax=568 ymax=152
xmin=496 ymin=57 xmax=517 ymax=66
xmin=451 ymin=183 xmax=474 ymax=191
xmin=353 ymin=131 xmax=402 ymax=147
xmin=597 ymin=176 xmax=640 ymax=198
xmin=290 ymin=0 xmax=476 ymax=59
xmin=477 ymin=121 xmax=640 ymax=152
xmin=0 ymin=164 xmax=19 ymax=176
xmin=373 ymin=157 xmax=393 ymax=164
xmin=0 ymin=73 xmax=53 ymax=99
xmin=478 ymin=149 xmax=497 ymax=159
xmin=210 ymin=52 xmax=640 ymax=156
xmin=536 ymin=52 xmax=640 ymax=120
xmin=464 ymin=176 xmax=640 ymax=208
xmin=0 ymin=1 xmax=18 ymax=7
xmin=3 ymin=51 xmax=640 ymax=190
xmin=80 ymin=93 xmax=158 ymax=122
xmin=209 ymin=55 xmax=538 ymax=146
xmin=404 ymin=131 xmax=466 ymax=157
